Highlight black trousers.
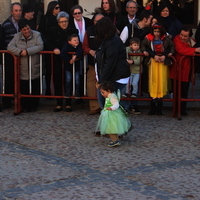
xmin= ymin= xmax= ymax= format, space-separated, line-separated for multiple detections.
xmin=53 ymin=56 xmax=64 ymax=106
xmin=20 ymin=78 xmax=40 ymax=110
xmin=171 ymin=79 xmax=190 ymax=112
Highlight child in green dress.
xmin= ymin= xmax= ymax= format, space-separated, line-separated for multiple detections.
xmin=96 ymin=81 xmax=131 ymax=147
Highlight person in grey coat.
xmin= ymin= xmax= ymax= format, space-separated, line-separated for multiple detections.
xmin=7 ymin=19 xmax=43 ymax=112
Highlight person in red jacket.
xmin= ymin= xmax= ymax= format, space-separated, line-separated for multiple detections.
xmin=169 ymin=26 xmax=200 ymax=115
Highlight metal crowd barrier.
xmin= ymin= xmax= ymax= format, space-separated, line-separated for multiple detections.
xmin=1 ymin=50 xmax=180 ymax=117
xmin=10 ymin=51 xmax=92 ymax=114
xmin=0 ymin=50 xmax=19 ymax=114
xmin=125 ymin=53 xmax=177 ymax=118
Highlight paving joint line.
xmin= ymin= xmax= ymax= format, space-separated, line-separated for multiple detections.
xmin=0 ymin=139 xmax=194 ymax=199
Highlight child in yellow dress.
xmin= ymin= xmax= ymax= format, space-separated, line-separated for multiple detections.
xmin=141 ymin=23 xmax=174 ymax=115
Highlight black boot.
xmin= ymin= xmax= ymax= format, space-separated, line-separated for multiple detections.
xmin=181 ymin=102 xmax=188 ymax=116
xmin=148 ymin=99 xmax=156 ymax=115
xmin=157 ymin=98 xmax=163 ymax=115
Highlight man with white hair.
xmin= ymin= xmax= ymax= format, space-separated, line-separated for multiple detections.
xmin=121 ymin=0 xmax=139 ymax=30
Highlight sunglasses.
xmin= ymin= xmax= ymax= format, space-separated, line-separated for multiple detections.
xmin=54 ymin=6 xmax=60 ymax=10
xmin=73 ymin=12 xmax=82 ymax=15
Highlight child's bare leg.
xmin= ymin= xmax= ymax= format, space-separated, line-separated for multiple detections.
xmin=109 ymin=134 xmax=119 ymax=141
xmin=108 ymin=134 xmax=120 ymax=147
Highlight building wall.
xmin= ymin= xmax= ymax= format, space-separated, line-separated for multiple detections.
xmin=80 ymin=0 xmax=101 ymax=19
xmin=0 ymin=0 xmax=11 ymax=24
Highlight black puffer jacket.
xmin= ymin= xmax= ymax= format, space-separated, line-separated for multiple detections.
xmin=96 ymin=34 xmax=130 ymax=83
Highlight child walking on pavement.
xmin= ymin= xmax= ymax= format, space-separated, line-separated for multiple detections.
xmin=96 ymin=81 xmax=131 ymax=147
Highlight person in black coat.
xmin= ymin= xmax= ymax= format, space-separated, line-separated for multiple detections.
xmin=38 ymin=1 xmax=60 ymax=96
xmin=38 ymin=1 xmax=60 ymax=41
xmin=82 ymin=14 xmax=104 ymax=115
xmin=156 ymin=3 xmax=183 ymax=39
xmin=22 ymin=4 xmax=36 ymax=30
xmin=95 ymin=17 xmax=130 ymax=109
xmin=46 ymin=11 xmax=78 ymax=112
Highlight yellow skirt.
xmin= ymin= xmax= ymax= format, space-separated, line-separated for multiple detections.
xmin=148 ymin=58 xmax=169 ymax=98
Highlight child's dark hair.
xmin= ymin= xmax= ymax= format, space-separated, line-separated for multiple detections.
xmin=67 ymin=34 xmax=79 ymax=41
xmin=129 ymin=37 xmax=140 ymax=45
xmin=150 ymin=23 xmax=166 ymax=37
xmin=99 ymin=81 xmax=115 ymax=93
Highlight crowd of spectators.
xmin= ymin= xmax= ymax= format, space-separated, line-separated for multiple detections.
xmin=0 ymin=0 xmax=199 ymax=116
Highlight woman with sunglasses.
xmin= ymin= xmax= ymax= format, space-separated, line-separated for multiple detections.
xmin=38 ymin=1 xmax=60 ymax=41
xmin=69 ymin=5 xmax=92 ymax=43
xmin=38 ymin=1 xmax=61 ymax=97
xmin=69 ymin=5 xmax=92 ymax=101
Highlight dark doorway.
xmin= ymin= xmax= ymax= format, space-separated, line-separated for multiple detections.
xmin=58 ymin=0 xmax=78 ymax=14
xmin=21 ymin=0 xmax=42 ymax=11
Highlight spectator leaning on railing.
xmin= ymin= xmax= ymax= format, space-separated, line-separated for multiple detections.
xmin=82 ymin=14 xmax=104 ymax=115
xmin=7 ymin=19 xmax=43 ymax=112
xmin=169 ymin=26 xmax=200 ymax=116
xmin=46 ymin=11 xmax=78 ymax=112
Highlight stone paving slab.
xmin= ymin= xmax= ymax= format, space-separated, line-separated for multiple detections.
xmin=0 ymin=99 xmax=200 ymax=199
xmin=0 ymin=140 xmax=189 ymax=200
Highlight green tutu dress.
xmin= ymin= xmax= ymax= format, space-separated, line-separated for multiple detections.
xmin=96 ymin=93 xmax=131 ymax=135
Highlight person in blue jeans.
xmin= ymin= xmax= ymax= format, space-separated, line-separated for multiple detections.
xmin=123 ymin=37 xmax=142 ymax=98
xmin=60 ymin=34 xmax=83 ymax=112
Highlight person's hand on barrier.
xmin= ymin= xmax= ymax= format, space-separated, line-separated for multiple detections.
xmin=195 ymin=47 xmax=200 ymax=53
xmin=168 ymin=53 xmax=173 ymax=57
xmin=143 ymin=51 xmax=149 ymax=56
xmin=69 ymin=59 xmax=75 ymax=64
xmin=127 ymin=59 xmax=134 ymax=64
xmin=20 ymin=49 xmax=27 ymax=56
xmin=72 ymin=55 xmax=76 ymax=60
xmin=69 ymin=55 xmax=77 ymax=64
xmin=89 ymin=50 xmax=96 ymax=57
xmin=54 ymin=48 xmax=60 ymax=55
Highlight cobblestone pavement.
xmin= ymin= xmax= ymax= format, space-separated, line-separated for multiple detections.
xmin=0 ymin=99 xmax=200 ymax=200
